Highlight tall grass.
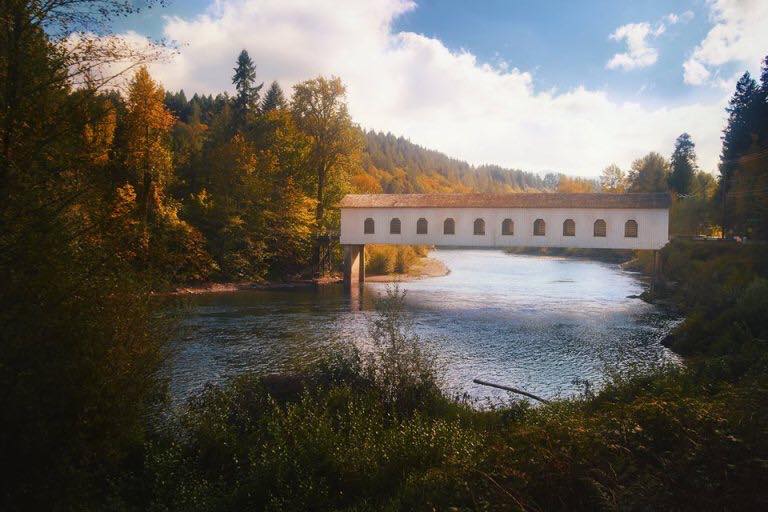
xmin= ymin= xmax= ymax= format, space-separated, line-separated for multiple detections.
xmin=365 ymin=245 xmax=430 ymax=275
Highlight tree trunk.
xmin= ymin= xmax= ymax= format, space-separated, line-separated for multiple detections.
xmin=312 ymin=163 xmax=326 ymax=276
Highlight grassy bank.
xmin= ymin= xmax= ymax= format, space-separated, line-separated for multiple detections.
xmin=365 ymin=245 xmax=431 ymax=275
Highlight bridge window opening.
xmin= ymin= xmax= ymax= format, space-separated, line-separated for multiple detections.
xmin=390 ymin=218 xmax=401 ymax=234
xmin=533 ymin=218 xmax=545 ymax=236
xmin=594 ymin=219 xmax=607 ymax=237
xmin=444 ymin=218 xmax=455 ymax=235
xmin=363 ymin=218 xmax=375 ymax=234
xmin=502 ymin=218 xmax=514 ymax=235
xmin=625 ymin=219 xmax=638 ymax=238
xmin=563 ymin=219 xmax=575 ymax=237
xmin=474 ymin=218 xmax=486 ymax=235
xmin=416 ymin=218 xmax=428 ymax=235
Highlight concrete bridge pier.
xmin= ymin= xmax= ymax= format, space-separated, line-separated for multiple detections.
xmin=342 ymin=244 xmax=365 ymax=289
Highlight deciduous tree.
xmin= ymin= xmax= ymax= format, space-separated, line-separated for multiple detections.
xmin=291 ymin=76 xmax=363 ymax=273
xmin=627 ymin=152 xmax=670 ymax=193
xmin=600 ymin=164 xmax=626 ymax=193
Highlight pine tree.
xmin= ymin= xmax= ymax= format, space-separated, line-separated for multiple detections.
xmin=720 ymin=70 xmax=765 ymax=236
xmin=262 ymin=81 xmax=287 ymax=112
xmin=669 ymin=133 xmax=697 ymax=195
xmin=720 ymin=72 xmax=759 ymax=187
xmin=232 ymin=50 xmax=263 ymax=126
xmin=758 ymin=55 xmax=768 ymax=151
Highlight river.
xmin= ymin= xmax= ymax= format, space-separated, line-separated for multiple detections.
xmin=165 ymin=249 xmax=681 ymax=404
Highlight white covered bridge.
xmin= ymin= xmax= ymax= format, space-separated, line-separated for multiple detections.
xmin=339 ymin=192 xmax=670 ymax=287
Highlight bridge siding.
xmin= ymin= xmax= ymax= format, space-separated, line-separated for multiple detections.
xmin=340 ymin=207 xmax=668 ymax=250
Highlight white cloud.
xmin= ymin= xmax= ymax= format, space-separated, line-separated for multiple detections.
xmin=606 ymin=10 xmax=696 ymax=72
xmin=683 ymin=58 xmax=711 ymax=85
xmin=684 ymin=0 xmax=768 ymax=85
xmin=665 ymin=10 xmax=695 ymax=24
xmin=606 ymin=23 xmax=660 ymax=71
xmin=126 ymin=0 xmax=728 ymax=175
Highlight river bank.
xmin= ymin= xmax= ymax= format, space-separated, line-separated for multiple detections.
xmin=165 ymin=274 xmax=342 ymax=295
xmin=504 ymin=246 xmax=635 ymax=264
xmin=365 ymin=255 xmax=449 ymax=282
xmin=165 ymin=255 xmax=449 ymax=295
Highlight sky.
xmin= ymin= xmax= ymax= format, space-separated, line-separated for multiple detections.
xmin=113 ymin=0 xmax=768 ymax=177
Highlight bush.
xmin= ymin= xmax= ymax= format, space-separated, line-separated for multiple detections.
xmin=365 ymin=245 xmax=428 ymax=275
xmin=658 ymin=240 xmax=768 ymax=356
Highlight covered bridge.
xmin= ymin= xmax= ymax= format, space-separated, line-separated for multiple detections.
xmin=338 ymin=192 xmax=670 ymax=286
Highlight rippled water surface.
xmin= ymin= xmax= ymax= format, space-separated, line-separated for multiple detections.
xmin=166 ymin=250 xmax=681 ymax=403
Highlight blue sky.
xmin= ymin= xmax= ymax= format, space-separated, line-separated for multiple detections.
xmin=112 ymin=0 xmax=768 ymax=175
xmin=394 ymin=1 xmax=719 ymax=104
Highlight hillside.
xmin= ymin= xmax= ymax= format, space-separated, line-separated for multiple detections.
xmin=357 ymin=131 xmax=549 ymax=193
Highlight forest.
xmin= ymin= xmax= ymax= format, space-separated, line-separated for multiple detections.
xmin=2 ymin=1 xmax=768 ymax=510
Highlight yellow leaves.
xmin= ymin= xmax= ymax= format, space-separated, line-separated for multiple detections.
xmin=350 ymin=173 xmax=382 ymax=193
xmin=124 ymin=66 xmax=174 ymax=185
xmin=111 ymin=183 xmax=138 ymax=220
xmin=557 ymin=175 xmax=596 ymax=193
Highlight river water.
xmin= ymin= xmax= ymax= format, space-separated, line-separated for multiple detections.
xmin=166 ymin=250 xmax=681 ymax=404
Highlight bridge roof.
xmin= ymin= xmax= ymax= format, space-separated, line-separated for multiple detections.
xmin=339 ymin=193 xmax=671 ymax=209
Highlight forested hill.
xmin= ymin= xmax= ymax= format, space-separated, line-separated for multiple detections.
xmin=358 ymin=131 xmax=548 ymax=193
xmin=164 ymin=90 xmax=548 ymax=194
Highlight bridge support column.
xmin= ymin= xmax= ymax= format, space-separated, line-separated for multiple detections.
xmin=343 ymin=244 xmax=365 ymax=289
xmin=651 ymin=250 xmax=662 ymax=294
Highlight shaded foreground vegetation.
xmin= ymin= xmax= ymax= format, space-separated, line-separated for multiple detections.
xmin=138 ymin=268 xmax=768 ymax=511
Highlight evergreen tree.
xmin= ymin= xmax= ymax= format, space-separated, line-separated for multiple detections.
xmin=719 ymin=69 xmax=768 ymax=237
xmin=232 ymin=50 xmax=263 ymax=126
xmin=720 ymin=72 xmax=760 ymax=187
xmin=758 ymin=55 xmax=768 ymax=148
xmin=669 ymin=133 xmax=697 ymax=195
xmin=262 ymin=81 xmax=287 ymax=112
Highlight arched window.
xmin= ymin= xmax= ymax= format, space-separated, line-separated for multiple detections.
xmin=593 ymin=219 xmax=607 ymax=237
xmin=502 ymin=218 xmax=514 ymax=235
xmin=444 ymin=218 xmax=455 ymax=235
xmin=390 ymin=218 xmax=401 ymax=234
xmin=563 ymin=219 xmax=576 ymax=237
xmin=625 ymin=219 xmax=638 ymax=238
xmin=363 ymin=218 xmax=375 ymax=234
xmin=416 ymin=217 xmax=428 ymax=235
xmin=534 ymin=218 xmax=546 ymax=236
xmin=474 ymin=218 xmax=486 ymax=235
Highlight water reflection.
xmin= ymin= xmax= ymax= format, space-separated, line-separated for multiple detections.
xmin=165 ymin=250 xmax=680 ymax=404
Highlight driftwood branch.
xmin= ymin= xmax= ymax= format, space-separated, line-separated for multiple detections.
xmin=473 ymin=378 xmax=551 ymax=404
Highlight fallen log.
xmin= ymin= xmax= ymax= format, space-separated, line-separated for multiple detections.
xmin=473 ymin=378 xmax=551 ymax=404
